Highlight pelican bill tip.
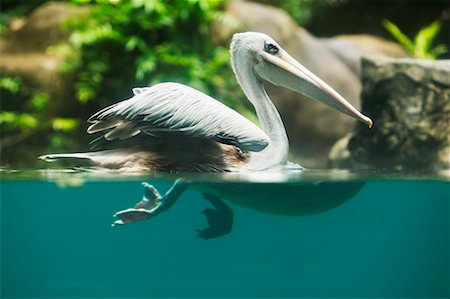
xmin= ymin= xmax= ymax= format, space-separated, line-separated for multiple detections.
xmin=367 ymin=119 xmax=373 ymax=128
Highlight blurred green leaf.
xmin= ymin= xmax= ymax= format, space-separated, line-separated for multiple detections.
xmin=0 ymin=23 xmax=7 ymax=34
xmin=136 ymin=52 xmax=157 ymax=81
xmin=30 ymin=92 xmax=50 ymax=111
xmin=382 ymin=19 xmax=414 ymax=54
xmin=75 ymin=81 xmax=96 ymax=103
xmin=0 ymin=111 xmax=38 ymax=129
xmin=430 ymin=44 xmax=448 ymax=57
xmin=72 ymin=0 xmax=91 ymax=4
xmin=414 ymin=20 xmax=442 ymax=59
xmin=52 ymin=117 xmax=79 ymax=132
xmin=47 ymin=43 xmax=82 ymax=74
xmin=50 ymin=134 xmax=75 ymax=149
xmin=0 ymin=76 xmax=22 ymax=94
xmin=281 ymin=0 xmax=328 ymax=25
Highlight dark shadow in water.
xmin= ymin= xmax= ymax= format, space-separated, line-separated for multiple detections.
xmin=113 ymin=178 xmax=366 ymax=239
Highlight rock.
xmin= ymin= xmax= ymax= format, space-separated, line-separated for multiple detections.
xmin=321 ymin=34 xmax=408 ymax=76
xmin=328 ymin=133 xmax=352 ymax=167
xmin=220 ymin=0 xmax=362 ymax=167
xmin=2 ymin=2 xmax=88 ymax=52
xmin=329 ymin=56 xmax=450 ymax=172
xmin=0 ymin=2 xmax=89 ymax=100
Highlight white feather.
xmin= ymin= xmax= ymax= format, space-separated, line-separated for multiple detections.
xmin=88 ymin=82 xmax=270 ymax=152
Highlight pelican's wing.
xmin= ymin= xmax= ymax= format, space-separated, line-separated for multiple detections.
xmin=87 ymin=82 xmax=269 ymax=152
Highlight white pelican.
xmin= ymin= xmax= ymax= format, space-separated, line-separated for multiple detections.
xmin=40 ymin=32 xmax=373 ymax=238
xmin=40 ymin=32 xmax=372 ymax=172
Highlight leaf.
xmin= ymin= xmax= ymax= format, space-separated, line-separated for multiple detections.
xmin=71 ymin=0 xmax=91 ymax=4
xmin=75 ymin=80 xmax=96 ymax=103
xmin=414 ymin=20 xmax=442 ymax=58
xmin=70 ymin=23 xmax=122 ymax=47
xmin=429 ymin=44 xmax=448 ymax=58
xmin=0 ymin=77 xmax=22 ymax=94
xmin=136 ymin=53 xmax=156 ymax=81
xmin=0 ymin=111 xmax=38 ymax=129
xmin=52 ymin=118 xmax=79 ymax=132
xmin=383 ymin=19 xmax=414 ymax=55
xmin=30 ymin=92 xmax=50 ymax=111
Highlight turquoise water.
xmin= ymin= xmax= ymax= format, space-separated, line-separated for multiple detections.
xmin=1 ymin=170 xmax=449 ymax=298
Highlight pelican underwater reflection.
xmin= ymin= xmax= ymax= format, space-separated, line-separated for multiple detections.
xmin=40 ymin=32 xmax=372 ymax=238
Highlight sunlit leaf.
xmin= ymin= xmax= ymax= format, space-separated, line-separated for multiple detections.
xmin=414 ymin=20 xmax=441 ymax=57
xmin=382 ymin=19 xmax=414 ymax=55
xmin=0 ymin=111 xmax=38 ymax=129
xmin=0 ymin=77 xmax=22 ymax=94
xmin=30 ymin=92 xmax=50 ymax=111
xmin=52 ymin=118 xmax=79 ymax=132
xmin=71 ymin=0 xmax=91 ymax=4
xmin=75 ymin=82 xmax=96 ymax=103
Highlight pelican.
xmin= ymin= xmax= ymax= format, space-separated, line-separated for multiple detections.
xmin=40 ymin=32 xmax=373 ymax=238
xmin=40 ymin=32 xmax=372 ymax=172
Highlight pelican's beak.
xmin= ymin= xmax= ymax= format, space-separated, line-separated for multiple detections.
xmin=259 ymin=51 xmax=373 ymax=128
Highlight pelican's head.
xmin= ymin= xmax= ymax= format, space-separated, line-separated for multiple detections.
xmin=230 ymin=32 xmax=373 ymax=128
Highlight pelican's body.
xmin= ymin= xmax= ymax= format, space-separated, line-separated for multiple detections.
xmin=40 ymin=32 xmax=372 ymax=171
xmin=73 ymin=82 xmax=270 ymax=172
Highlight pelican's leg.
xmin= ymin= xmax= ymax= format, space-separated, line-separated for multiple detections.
xmin=112 ymin=179 xmax=189 ymax=226
xmin=195 ymin=193 xmax=234 ymax=240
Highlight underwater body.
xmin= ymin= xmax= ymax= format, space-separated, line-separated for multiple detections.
xmin=1 ymin=169 xmax=448 ymax=299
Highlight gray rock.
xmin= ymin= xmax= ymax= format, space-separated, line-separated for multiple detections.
xmin=321 ymin=34 xmax=408 ymax=76
xmin=0 ymin=2 xmax=88 ymax=100
xmin=2 ymin=2 xmax=88 ymax=53
xmin=221 ymin=0 xmax=362 ymax=167
xmin=329 ymin=56 xmax=450 ymax=172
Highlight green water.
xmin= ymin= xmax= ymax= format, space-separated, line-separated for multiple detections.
xmin=1 ymin=170 xmax=449 ymax=298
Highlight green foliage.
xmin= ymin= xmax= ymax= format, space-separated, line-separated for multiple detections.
xmin=0 ymin=76 xmax=80 ymax=166
xmin=383 ymin=19 xmax=448 ymax=60
xmin=1 ymin=80 xmax=50 ymax=132
xmin=0 ymin=111 xmax=39 ymax=130
xmin=63 ymin=0 xmax=244 ymax=115
xmin=279 ymin=0 xmax=328 ymax=25
xmin=0 ymin=76 xmax=22 ymax=94
xmin=52 ymin=117 xmax=79 ymax=132
xmin=0 ymin=77 xmax=41 ymax=132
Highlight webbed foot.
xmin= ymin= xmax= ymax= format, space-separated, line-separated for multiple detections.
xmin=112 ymin=182 xmax=162 ymax=226
xmin=112 ymin=208 xmax=154 ymax=225
xmin=196 ymin=193 xmax=233 ymax=239
xmin=112 ymin=179 xmax=189 ymax=226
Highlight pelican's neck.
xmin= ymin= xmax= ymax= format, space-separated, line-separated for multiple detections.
xmin=231 ymin=52 xmax=289 ymax=169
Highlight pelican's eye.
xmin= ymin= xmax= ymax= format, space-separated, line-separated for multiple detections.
xmin=264 ymin=42 xmax=279 ymax=55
